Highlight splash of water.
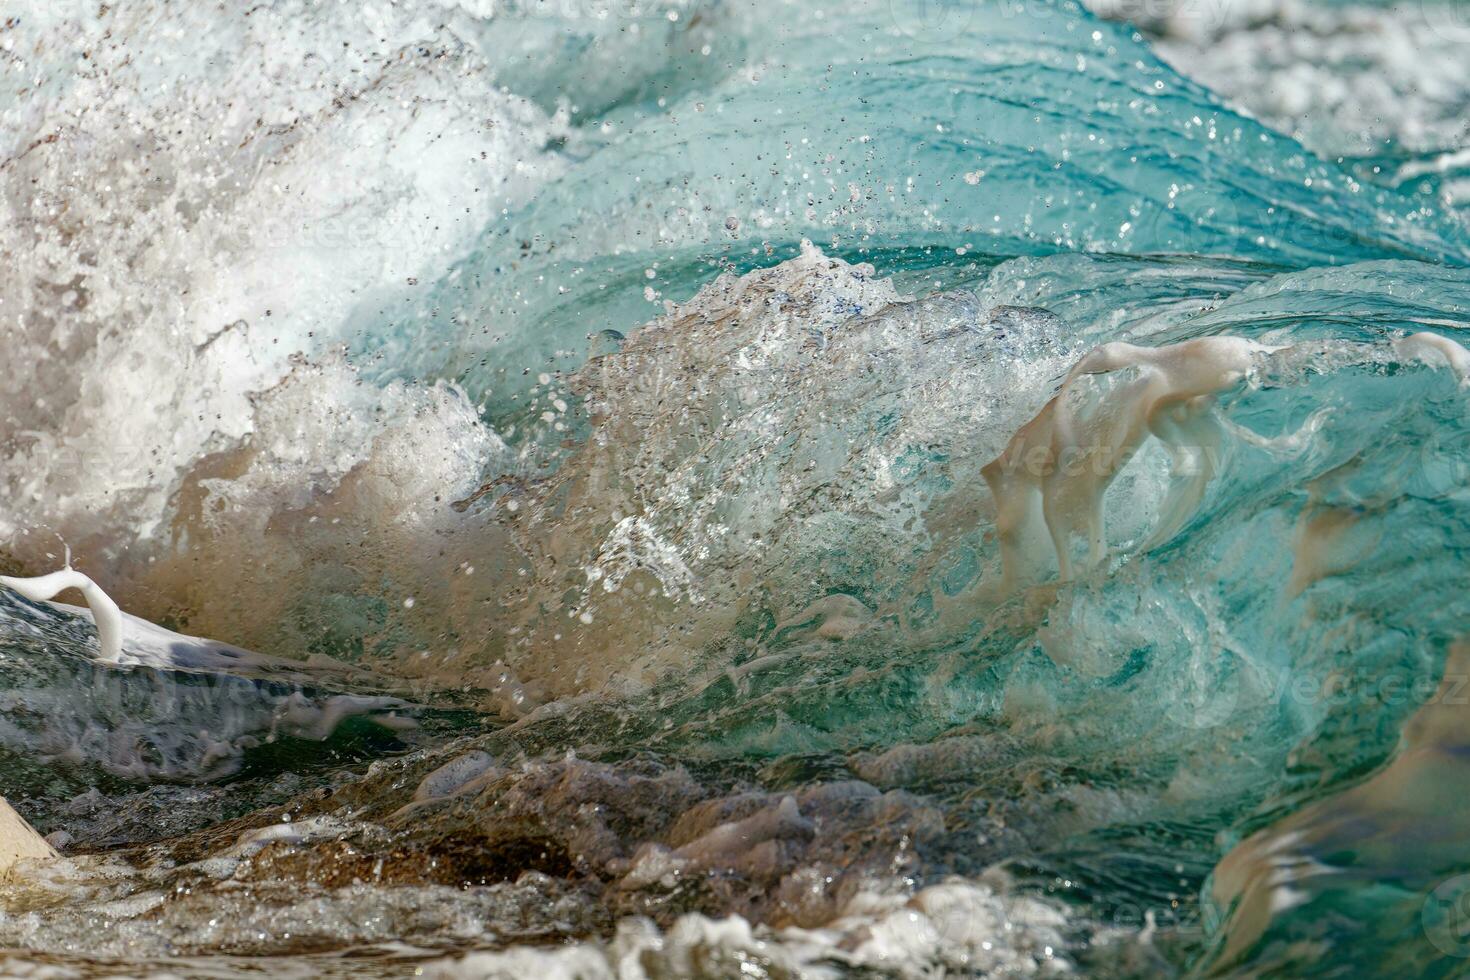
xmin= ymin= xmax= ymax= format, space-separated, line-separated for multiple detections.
xmin=1 ymin=0 xmax=1469 ymax=975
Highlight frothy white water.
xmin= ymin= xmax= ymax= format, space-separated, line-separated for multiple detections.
xmin=0 ymin=0 xmax=557 ymax=574
xmin=423 ymin=878 xmax=1071 ymax=980
xmin=1087 ymin=0 xmax=1470 ymax=171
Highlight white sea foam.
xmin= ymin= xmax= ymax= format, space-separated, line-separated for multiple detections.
xmin=1087 ymin=0 xmax=1470 ymax=166
xmin=425 ymin=878 xmax=1071 ymax=979
xmin=0 ymin=0 xmax=557 ymax=576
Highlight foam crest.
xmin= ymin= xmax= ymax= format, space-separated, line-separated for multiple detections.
xmin=0 ymin=569 xmax=122 ymax=663
xmin=424 ymin=877 xmax=1071 ymax=979
xmin=983 ymin=331 xmax=1470 ymax=590
xmin=0 ymin=0 xmax=558 ymax=584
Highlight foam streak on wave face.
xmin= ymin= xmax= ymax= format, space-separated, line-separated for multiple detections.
xmin=984 ymin=328 xmax=1470 ymax=590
